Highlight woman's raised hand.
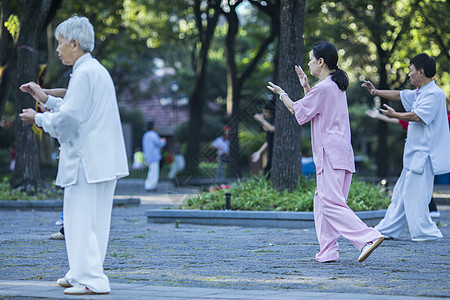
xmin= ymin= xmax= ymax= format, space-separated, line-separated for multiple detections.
xmin=295 ymin=65 xmax=308 ymax=87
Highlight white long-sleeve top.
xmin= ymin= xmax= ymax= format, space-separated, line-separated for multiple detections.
xmin=35 ymin=53 xmax=129 ymax=187
xmin=400 ymin=80 xmax=450 ymax=175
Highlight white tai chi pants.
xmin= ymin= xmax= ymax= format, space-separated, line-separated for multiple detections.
xmin=314 ymin=154 xmax=383 ymax=262
xmin=168 ymin=155 xmax=185 ymax=179
xmin=375 ymin=158 xmax=442 ymax=241
xmin=63 ymin=166 xmax=117 ymax=293
xmin=145 ymin=161 xmax=160 ymax=190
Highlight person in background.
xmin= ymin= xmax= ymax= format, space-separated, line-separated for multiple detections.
xmin=142 ymin=121 xmax=166 ymax=191
xmin=268 ymin=41 xmax=383 ymax=263
xmin=251 ymin=99 xmax=276 ymax=178
xmin=362 ymin=53 xmax=450 ymax=241
xmin=132 ymin=147 xmax=145 ymax=170
xmin=211 ymin=126 xmax=230 ymax=179
xmin=168 ymin=143 xmax=185 ymax=180
xmin=19 ymin=16 xmax=129 ymax=295
xmin=9 ymin=143 xmax=15 ymax=171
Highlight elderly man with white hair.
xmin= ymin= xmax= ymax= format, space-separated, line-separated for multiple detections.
xmin=19 ymin=16 xmax=128 ymax=295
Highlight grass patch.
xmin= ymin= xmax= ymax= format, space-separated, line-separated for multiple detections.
xmin=183 ymin=176 xmax=390 ymax=211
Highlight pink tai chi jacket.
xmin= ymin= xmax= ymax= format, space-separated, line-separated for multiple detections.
xmin=293 ymin=75 xmax=355 ymax=174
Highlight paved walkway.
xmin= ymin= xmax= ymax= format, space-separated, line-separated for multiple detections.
xmin=0 ymin=179 xmax=449 ymax=299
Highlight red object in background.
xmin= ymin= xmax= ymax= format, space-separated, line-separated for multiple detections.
xmin=208 ymin=184 xmax=230 ymax=192
xmin=167 ymin=153 xmax=174 ymax=164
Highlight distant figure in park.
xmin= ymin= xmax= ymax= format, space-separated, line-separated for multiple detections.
xmin=362 ymin=53 xmax=450 ymax=241
xmin=19 ymin=16 xmax=129 ymax=295
xmin=251 ymin=99 xmax=276 ymax=178
xmin=211 ymin=126 xmax=230 ymax=179
xmin=142 ymin=121 xmax=166 ymax=191
xmin=9 ymin=143 xmax=15 ymax=171
xmin=132 ymin=147 xmax=145 ymax=170
xmin=267 ymin=41 xmax=383 ymax=263
xmin=168 ymin=143 xmax=185 ymax=179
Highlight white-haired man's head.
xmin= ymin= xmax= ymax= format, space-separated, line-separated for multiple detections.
xmin=55 ymin=16 xmax=94 ymax=52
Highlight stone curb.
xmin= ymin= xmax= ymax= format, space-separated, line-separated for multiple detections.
xmin=0 ymin=197 xmax=140 ymax=211
xmin=145 ymin=209 xmax=387 ymax=228
xmin=1 ymin=280 xmax=444 ymax=300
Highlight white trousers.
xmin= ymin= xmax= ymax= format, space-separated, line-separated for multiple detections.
xmin=168 ymin=155 xmax=185 ymax=179
xmin=63 ymin=166 xmax=117 ymax=293
xmin=375 ymin=158 xmax=442 ymax=240
xmin=145 ymin=161 xmax=160 ymax=190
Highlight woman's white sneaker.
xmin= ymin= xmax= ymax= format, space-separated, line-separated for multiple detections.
xmin=358 ymin=237 xmax=384 ymax=262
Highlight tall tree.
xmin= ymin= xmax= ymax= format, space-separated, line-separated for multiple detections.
xmin=185 ymin=0 xmax=221 ymax=173
xmin=271 ymin=0 xmax=306 ymax=190
xmin=9 ymin=0 xmax=60 ymax=190
xmin=221 ymin=0 xmax=279 ymax=177
xmin=0 ymin=0 xmax=16 ymax=120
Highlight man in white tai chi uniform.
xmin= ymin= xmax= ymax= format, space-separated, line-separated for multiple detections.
xmin=362 ymin=53 xmax=450 ymax=242
xmin=19 ymin=16 xmax=128 ymax=295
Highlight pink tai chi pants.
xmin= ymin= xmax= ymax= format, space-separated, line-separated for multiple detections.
xmin=314 ymin=154 xmax=383 ymax=262
xmin=63 ymin=165 xmax=117 ymax=293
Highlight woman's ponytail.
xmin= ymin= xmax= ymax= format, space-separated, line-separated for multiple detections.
xmin=331 ymin=67 xmax=349 ymax=91
xmin=312 ymin=42 xmax=349 ymax=91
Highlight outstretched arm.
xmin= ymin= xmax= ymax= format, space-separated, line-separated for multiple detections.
xmin=361 ymin=80 xmax=401 ymax=101
xmin=254 ymin=114 xmax=275 ymax=132
xmin=365 ymin=108 xmax=399 ymax=124
xmin=267 ymin=82 xmax=294 ymax=114
xmin=251 ymin=141 xmax=268 ymax=163
xmin=19 ymin=82 xmax=49 ymax=103
xmin=43 ymin=88 xmax=67 ymax=98
xmin=380 ymin=104 xmax=421 ymax=122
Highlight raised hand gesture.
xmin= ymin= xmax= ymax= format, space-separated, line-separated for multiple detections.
xmin=295 ymin=65 xmax=309 ymax=89
xmin=361 ymin=80 xmax=377 ymax=95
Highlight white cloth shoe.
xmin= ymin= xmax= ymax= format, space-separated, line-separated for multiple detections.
xmin=50 ymin=232 xmax=65 ymax=240
xmin=64 ymin=285 xmax=109 ymax=295
xmin=56 ymin=278 xmax=72 ymax=287
xmin=358 ymin=237 xmax=384 ymax=262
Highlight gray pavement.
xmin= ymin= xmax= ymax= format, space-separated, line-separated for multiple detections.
xmin=0 ymin=178 xmax=449 ymax=299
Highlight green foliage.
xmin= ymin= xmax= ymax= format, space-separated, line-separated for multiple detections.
xmin=0 ymin=177 xmax=63 ymax=200
xmin=184 ymin=176 xmax=390 ymax=212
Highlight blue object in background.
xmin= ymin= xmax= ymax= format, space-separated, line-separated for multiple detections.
xmin=301 ymin=157 xmax=316 ymax=176
xmin=435 ymin=173 xmax=450 ymax=185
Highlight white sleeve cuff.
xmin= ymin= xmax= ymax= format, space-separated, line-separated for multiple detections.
xmin=35 ymin=113 xmax=44 ymax=127
xmin=45 ymin=95 xmax=63 ymax=111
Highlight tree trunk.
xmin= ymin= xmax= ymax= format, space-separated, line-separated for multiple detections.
xmin=185 ymin=0 xmax=220 ymax=173
xmin=0 ymin=0 xmax=13 ymax=119
xmin=224 ymin=2 xmax=241 ymax=178
xmin=224 ymin=0 xmax=279 ymax=178
xmin=271 ymin=0 xmax=306 ymax=190
xmin=9 ymin=0 xmax=54 ymax=191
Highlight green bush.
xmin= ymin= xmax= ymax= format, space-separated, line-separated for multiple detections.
xmin=0 ymin=177 xmax=63 ymax=200
xmin=183 ymin=176 xmax=390 ymax=212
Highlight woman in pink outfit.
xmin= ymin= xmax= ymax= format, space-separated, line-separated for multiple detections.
xmin=267 ymin=41 xmax=383 ymax=263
